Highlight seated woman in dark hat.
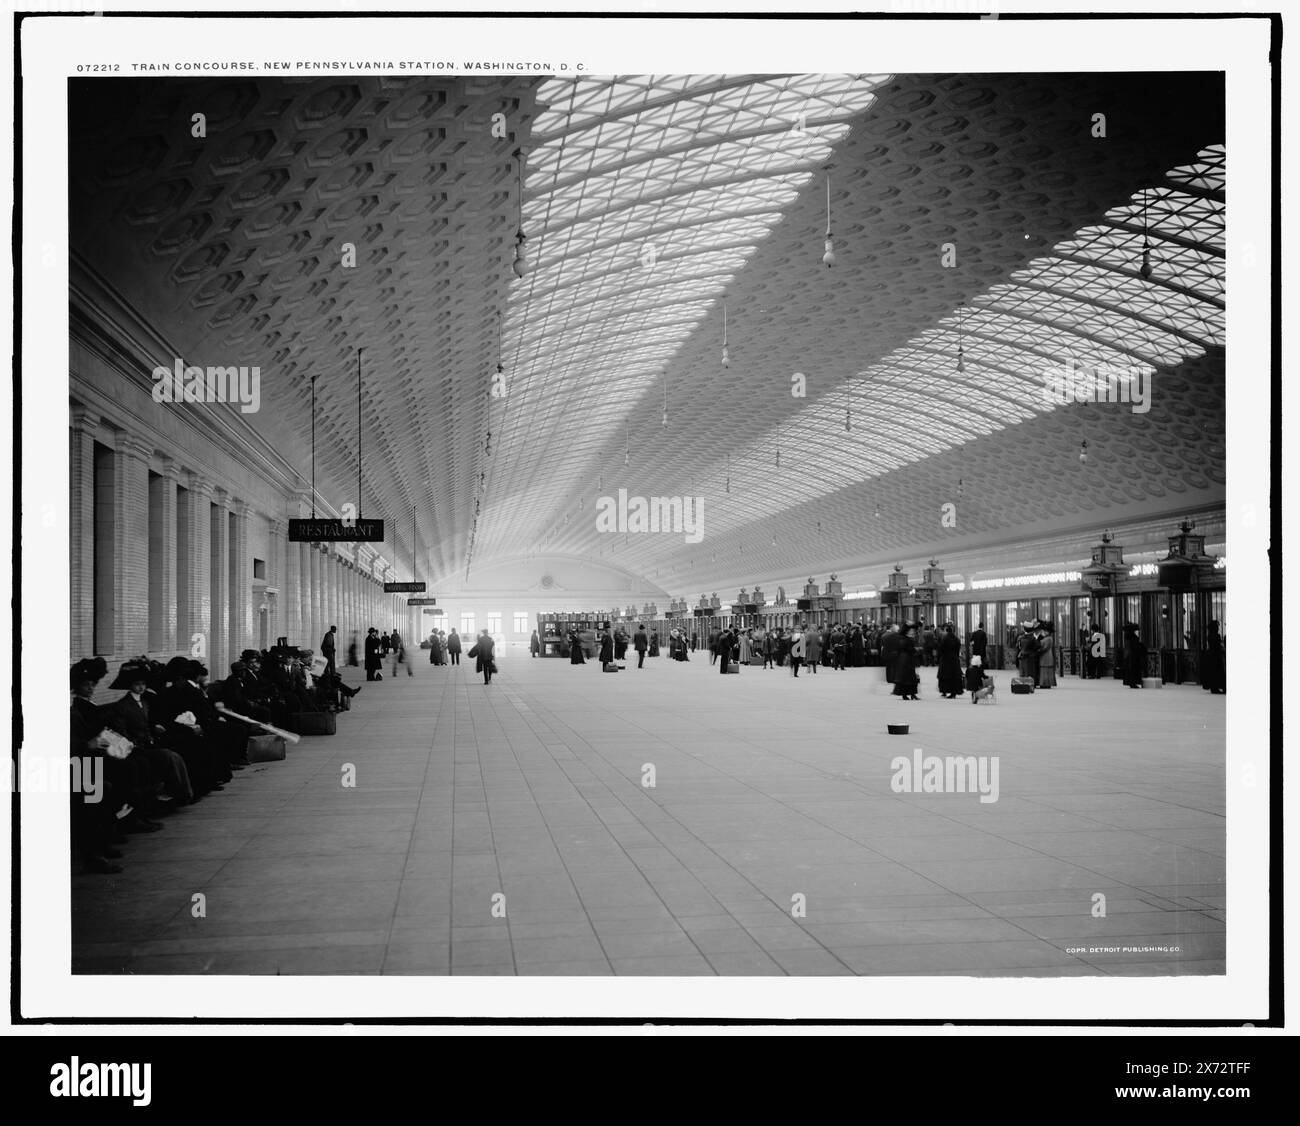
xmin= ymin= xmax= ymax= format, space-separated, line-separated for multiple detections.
xmin=101 ymin=658 xmax=190 ymax=819
xmin=152 ymin=657 xmax=231 ymax=795
xmin=70 ymin=658 xmax=130 ymax=872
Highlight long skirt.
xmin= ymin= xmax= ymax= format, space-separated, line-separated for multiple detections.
xmin=937 ymin=655 xmax=964 ymax=696
xmin=1037 ymin=660 xmax=1057 ymax=689
xmin=892 ymin=662 xmax=919 ymax=696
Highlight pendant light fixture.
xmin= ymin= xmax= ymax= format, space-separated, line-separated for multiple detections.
xmin=822 ymin=166 xmax=835 ymax=267
xmin=725 ymin=454 xmax=731 ymax=494
xmin=624 ymin=422 xmax=629 ymax=467
xmin=511 ymin=148 xmax=528 ymax=280
xmin=662 ymin=372 xmax=668 ymax=429
xmin=956 ymin=302 xmax=966 ymax=374
xmin=721 ymin=302 xmax=731 ymax=368
xmin=874 ymin=500 xmax=881 ymax=519
xmin=1139 ymin=190 xmax=1153 ymax=281
xmin=1079 ymin=438 xmax=1089 ymax=464
xmin=845 ymin=387 xmax=852 ymax=432
xmin=496 ymin=310 xmax=505 ymax=376
xmin=775 ymin=428 xmax=781 ymax=469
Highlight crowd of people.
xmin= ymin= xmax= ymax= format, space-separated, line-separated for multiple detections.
xmin=694 ymin=619 xmax=1042 ymax=703
xmin=68 ymin=631 xmax=363 ymax=875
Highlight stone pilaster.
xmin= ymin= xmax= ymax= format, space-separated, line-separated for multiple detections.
xmin=208 ymin=487 xmax=230 ymax=676
xmin=229 ymin=501 xmax=252 ymax=665
xmin=114 ymin=435 xmax=154 ymax=657
xmin=149 ymin=458 xmax=180 ymax=653
xmin=69 ymin=408 xmax=98 ymax=658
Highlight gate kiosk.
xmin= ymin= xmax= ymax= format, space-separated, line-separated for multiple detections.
xmin=879 ymin=564 xmax=909 ymax=621
xmin=1157 ymin=519 xmax=1223 ymax=685
xmin=913 ymin=561 xmax=949 ymax=627
xmin=796 ymin=576 xmax=842 ymax=627
xmin=1080 ymin=531 xmax=1127 ymax=678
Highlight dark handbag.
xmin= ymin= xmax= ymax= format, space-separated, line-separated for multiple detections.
xmin=247 ymin=734 xmax=287 ymax=762
xmin=467 ymin=644 xmax=480 ymax=659
xmin=289 ymin=711 xmax=337 ymax=735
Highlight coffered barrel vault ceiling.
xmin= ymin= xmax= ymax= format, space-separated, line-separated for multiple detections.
xmin=69 ymin=73 xmax=1224 ymax=596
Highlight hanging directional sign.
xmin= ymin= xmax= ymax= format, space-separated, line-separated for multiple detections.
xmin=384 ymin=581 xmax=427 ymax=593
xmin=407 ymin=597 xmax=438 ymax=606
xmin=288 ymin=518 xmax=384 ymax=542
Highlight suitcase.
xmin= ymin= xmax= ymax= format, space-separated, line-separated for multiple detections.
xmin=1010 ymin=677 xmax=1035 ymax=694
xmin=289 ymin=711 xmax=336 ymax=736
xmin=246 ymin=734 xmax=287 ymax=762
xmin=723 ymin=665 xmax=740 ymax=674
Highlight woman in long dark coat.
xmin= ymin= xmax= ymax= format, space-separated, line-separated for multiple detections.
xmin=1201 ymin=621 xmax=1225 ymax=694
xmin=882 ymin=625 xmax=901 ymax=683
xmin=1123 ymin=623 xmax=1146 ymax=687
xmin=1016 ymin=628 xmax=1039 ymax=680
xmin=891 ymin=624 xmax=920 ymax=700
xmin=936 ymin=624 xmax=964 ymax=698
xmin=648 ymin=629 xmax=660 ymax=657
xmin=848 ymin=625 xmax=865 ymax=667
xmin=1036 ymin=626 xmax=1057 ymax=688
xmin=599 ymin=628 xmax=614 ymax=671
xmin=568 ymin=630 xmax=585 ymax=665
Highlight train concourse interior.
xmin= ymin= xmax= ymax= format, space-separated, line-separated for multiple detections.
xmin=49 ymin=59 xmax=1258 ymax=995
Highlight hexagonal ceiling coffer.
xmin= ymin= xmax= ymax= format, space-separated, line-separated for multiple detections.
xmin=228 ymin=166 xmax=291 ymax=211
xmin=309 ymin=127 xmax=369 ymax=166
xmin=190 ymin=269 xmax=244 ymax=308
xmin=148 ymin=210 xmax=214 ymax=257
xmin=325 ymin=195 xmax=381 ymax=227
xmin=96 ymin=134 xmax=168 ymax=186
xmin=259 ymin=228 xmax=313 ymax=265
xmin=244 ymin=199 xmax=304 ymax=239
xmin=122 ymin=177 xmax=193 ymax=227
xmin=293 ymin=83 xmax=363 ymax=131
xmin=386 ymin=88 xmax=447 ymax=128
xmin=197 ymin=81 xmax=261 ymax=132
xmin=206 ymin=291 xmax=258 ymax=329
xmin=392 ymin=128 xmax=447 ymax=164
xmin=208 ymin=128 xmax=278 ymax=178
xmin=316 ymin=162 xmax=375 ymax=199
xmin=170 ymin=239 xmax=231 ymax=284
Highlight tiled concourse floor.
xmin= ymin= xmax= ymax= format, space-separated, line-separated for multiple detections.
xmin=71 ymin=651 xmax=1226 ymax=976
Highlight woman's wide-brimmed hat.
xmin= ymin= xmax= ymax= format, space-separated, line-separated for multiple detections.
xmin=109 ymin=657 xmax=155 ymax=690
xmin=70 ymin=656 xmax=108 ymax=688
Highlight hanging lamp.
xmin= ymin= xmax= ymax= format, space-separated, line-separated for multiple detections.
xmin=1139 ymin=189 xmax=1153 ymax=281
xmin=956 ymin=302 xmax=966 ymax=374
xmin=1079 ymin=439 xmax=1089 ymax=464
xmin=721 ymin=302 xmax=731 ymax=368
xmin=662 ymin=372 xmax=668 ymax=429
xmin=822 ymin=167 xmax=836 ymax=267
xmin=512 ymin=149 xmax=528 ymax=279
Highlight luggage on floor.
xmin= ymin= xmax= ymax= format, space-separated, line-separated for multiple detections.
xmin=289 ymin=711 xmax=337 ymax=735
xmin=1010 ymin=677 xmax=1035 ymax=695
xmin=723 ymin=665 xmax=740 ymax=674
xmin=246 ymin=734 xmax=287 ymax=762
